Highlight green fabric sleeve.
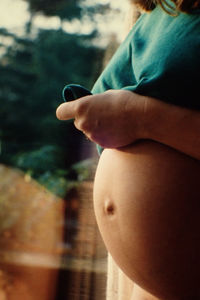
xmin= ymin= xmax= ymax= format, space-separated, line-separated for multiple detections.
xmin=92 ymin=5 xmax=200 ymax=154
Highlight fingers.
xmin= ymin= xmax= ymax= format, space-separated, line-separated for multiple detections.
xmin=56 ymin=101 xmax=78 ymax=120
xmin=56 ymin=95 xmax=92 ymax=120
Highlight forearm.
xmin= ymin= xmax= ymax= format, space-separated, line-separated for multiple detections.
xmin=143 ymin=95 xmax=200 ymax=160
xmin=56 ymin=89 xmax=200 ymax=160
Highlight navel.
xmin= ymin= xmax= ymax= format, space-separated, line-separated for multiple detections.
xmin=104 ymin=197 xmax=116 ymax=216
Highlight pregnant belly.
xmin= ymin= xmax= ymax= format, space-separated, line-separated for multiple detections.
xmin=93 ymin=140 xmax=200 ymax=299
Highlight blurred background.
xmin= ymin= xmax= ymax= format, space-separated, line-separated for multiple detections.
xmin=0 ymin=0 xmax=128 ymax=299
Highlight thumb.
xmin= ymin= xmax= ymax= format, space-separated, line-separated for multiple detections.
xmin=56 ymin=101 xmax=79 ymax=120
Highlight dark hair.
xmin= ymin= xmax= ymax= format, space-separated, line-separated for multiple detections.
xmin=130 ymin=0 xmax=200 ymax=13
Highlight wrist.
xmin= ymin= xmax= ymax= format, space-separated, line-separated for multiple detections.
xmin=137 ymin=95 xmax=152 ymax=140
xmin=141 ymin=96 xmax=180 ymax=145
xmin=140 ymin=96 xmax=168 ymax=143
xmin=121 ymin=90 xmax=150 ymax=141
xmin=129 ymin=92 xmax=153 ymax=141
xmin=140 ymin=96 xmax=158 ymax=141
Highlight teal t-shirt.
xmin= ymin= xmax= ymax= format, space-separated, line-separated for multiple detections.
xmin=92 ymin=5 xmax=200 ymax=154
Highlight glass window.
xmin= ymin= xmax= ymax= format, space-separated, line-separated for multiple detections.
xmin=0 ymin=0 xmax=128 ymax=299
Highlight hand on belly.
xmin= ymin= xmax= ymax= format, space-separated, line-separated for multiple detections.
xmin=93 ymin=140 xmax=200 ymax=299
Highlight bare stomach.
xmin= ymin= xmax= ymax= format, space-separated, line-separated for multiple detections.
xmin=93 ymin=140 xmax=200 ymax=299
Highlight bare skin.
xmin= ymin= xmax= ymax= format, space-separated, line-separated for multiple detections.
xmin=93 ymin=141 xmax=200 ymax=299
xmin=56 ymin=89 xmax=200 ymax=161
xmin=56 ymin=90 xmax=200 ymax=299
xmin=132 ymin=284 xmax=160 ymax=300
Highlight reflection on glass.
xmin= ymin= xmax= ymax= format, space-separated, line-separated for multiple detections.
xmin=0 ymin=164 xmax=63 ymax=300
xmin=0 ymin=0 xmax=124 ymax=298
xmin=0 ymin=161 xmax=107 ymax=299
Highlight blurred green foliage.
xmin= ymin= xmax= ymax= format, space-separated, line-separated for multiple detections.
xmin=23 ymin=0 xmax=82 ymax=20
xmin=23 ymin=0 xmax=110 ymax=21
xmin=0 ymin=0 xmax=105 ymax=196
